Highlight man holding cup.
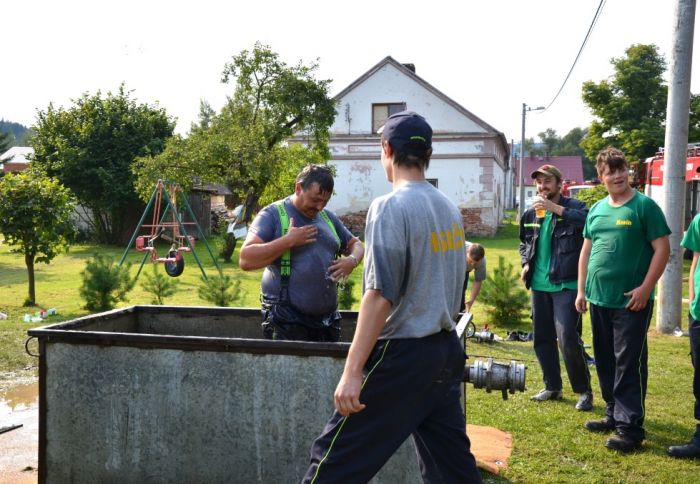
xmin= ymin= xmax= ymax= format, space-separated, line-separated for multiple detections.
xmin=519 ymin=164 xmax=593 ymax=411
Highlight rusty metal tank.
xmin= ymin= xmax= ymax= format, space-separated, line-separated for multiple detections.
xmin=27 ymin=305 xmax=423 ymax=483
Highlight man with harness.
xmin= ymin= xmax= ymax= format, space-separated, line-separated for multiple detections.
xmin=239 ymin=164 xmax=364 ymax=342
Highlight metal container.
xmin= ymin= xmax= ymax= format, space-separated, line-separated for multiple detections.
xmin=27 ymin=306 xmax=422 ymax=483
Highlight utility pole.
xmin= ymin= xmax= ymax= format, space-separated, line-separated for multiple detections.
xmin=518 ymin=103 xmax=545 ymax=219
xmin=657 ymin=0 xmax=696 ymax=334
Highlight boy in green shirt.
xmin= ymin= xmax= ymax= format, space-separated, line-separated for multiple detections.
xmin=668 ymin=213 xmax=700 ymax=458
xmin=576 ymin=147 xmax=670 ymax=453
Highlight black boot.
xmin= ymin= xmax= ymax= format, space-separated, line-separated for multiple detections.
xmin=667 ymin=441 xmax=700 ymax=459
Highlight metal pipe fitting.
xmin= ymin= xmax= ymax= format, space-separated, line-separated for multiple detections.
xmin=463 ymin=357 xmax=527 ymax=400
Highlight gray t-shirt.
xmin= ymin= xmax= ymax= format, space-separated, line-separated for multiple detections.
xmin=364 ymin=181 xmax=466 ymax=339
xmin=249 ymin=197 xmax=355 ymax=317
xmin=465 ymin=241 xmax=487 ymax=282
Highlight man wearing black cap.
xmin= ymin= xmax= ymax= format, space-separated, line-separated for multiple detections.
xmin=519 ymin=164 xmax=593 ymax=411
xmin=303 ymin=111 xmax=481 ymax=483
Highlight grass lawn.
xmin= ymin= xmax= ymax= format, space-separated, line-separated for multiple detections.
xmin=1 ymin=215 xmax=699 ymax=482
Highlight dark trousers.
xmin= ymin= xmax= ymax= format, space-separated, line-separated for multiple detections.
xmin=532 ymin=289 xmax=591 ymax=393
xmin=302 ymin=330 xmax=481 ymax=484
xmin=590 ymin=303 xmax=653 ymax=441
xmin=261 ymin=301 xmax=341 ymax=342
xmin=689 ymin=315 xmax=700 ymax=444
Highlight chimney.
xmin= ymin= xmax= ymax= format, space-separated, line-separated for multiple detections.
xmin=402 ymin=63 xmax=416 ymax=73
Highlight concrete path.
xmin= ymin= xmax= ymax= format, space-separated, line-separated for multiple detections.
xmin=0 ymin=381 xmax=38 ymax=483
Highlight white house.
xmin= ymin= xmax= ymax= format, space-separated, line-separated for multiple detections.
xmin=322 ymin=56 xmax=510 ymax=236
xmin=0 ymin=146 xmax=33 ymax=173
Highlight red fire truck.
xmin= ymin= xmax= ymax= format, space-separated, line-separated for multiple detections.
xmin=639 ymin=144 xmax=700 ymax=229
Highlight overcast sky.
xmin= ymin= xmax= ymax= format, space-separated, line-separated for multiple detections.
xmin=3 ymin=0 xmax=700 ymax=145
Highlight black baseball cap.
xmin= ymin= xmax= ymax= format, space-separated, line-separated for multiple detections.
xmin=378 ymin=111 xmax=432 ymax=151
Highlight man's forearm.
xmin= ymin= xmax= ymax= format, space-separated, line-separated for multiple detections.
xmin=470 ymin=281 xmax=482 ymax=303
xmin=345 ymin=238 xmax=365 ymax=264
xmin=239 ymin=235 xmax=292 ymax=271
xmin=577 ymin=240 xmax=592 ymax=294
xmin=689 ymin=254 xmax=698 ymax=303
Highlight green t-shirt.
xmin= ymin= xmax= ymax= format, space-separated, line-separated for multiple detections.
xmin=531 ymin=212 xmax=578 ymax=292
xmin=583 ymin=191 xmax=671 ymax=308
xmin=681 ymin=213 xmax=700 ymax=320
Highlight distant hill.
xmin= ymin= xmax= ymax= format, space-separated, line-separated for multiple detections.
xmin=0 ymin=119 xmax=30 ymax=146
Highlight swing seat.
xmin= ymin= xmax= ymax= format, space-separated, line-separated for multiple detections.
xmin=164 ymin=250 xmax=185 ymax=277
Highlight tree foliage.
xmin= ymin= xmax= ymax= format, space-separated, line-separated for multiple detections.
xmin=574 ymin=184 xmax=609 ymax=208
xmin=526 ymin=127 xmax=595 ymax=181
xmin=31 ymin=85 xmax=175 ymax=243
xmin=0 ymin=130 xmax=12 ymax=153
xmin=79 ymin=255 xmax=135 ymax=312
xmin=479 ymin=256 xmax=530 ymax=326
xmin=141 ymin=264 xmax=178 ymax=305
xmin=0 ymin=172 xmax=76 ymax=305
xmin=198 ymin=270 xmax=241 ymax=307
xmin=581 ymin=44 xmax=668 ymax=163
xmin=0 ymin=120 xmax=29 ymax=147
xmin=134 ymin=43 xmax=336 ymax=220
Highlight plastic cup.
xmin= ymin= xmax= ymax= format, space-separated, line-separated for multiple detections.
xmin=536 ymin=208 xmax=546 ymax=218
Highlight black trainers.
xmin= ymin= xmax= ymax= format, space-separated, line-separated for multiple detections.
xmin=584 ymin=418 xmax=615 ymax=433
xmin=667 ymin=442 xmax=700 ymax=459
xmin=530 ymin=389 xmax=563 ymax=401
xmin=605 ymin=433 xmax=643 ymax=453
xmin=575 ymin=391 xmax=593 ymax=411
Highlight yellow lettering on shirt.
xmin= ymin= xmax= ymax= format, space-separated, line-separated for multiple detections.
xmin=431 ymin=225 xmax=466 ymax=253
xmin=616 ymin=219 xmax=632 ymax=226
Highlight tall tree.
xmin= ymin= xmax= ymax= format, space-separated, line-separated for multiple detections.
xmin=581 ymin=44 xmax=668 ymax=162
xmin=0 ymin=130 xmax=12 ymax=153
xmin=552 ymin=127 xmax=596 ymax=180
xmin=0 ymin=172 xmax=76 ymax=305
xmin=538 ymin=128 xmax=559 ymax=156
xmin=134 ymin=43 xmax=336 ymax=219
xmin=31 ymin=85 xmax=175 ymax=243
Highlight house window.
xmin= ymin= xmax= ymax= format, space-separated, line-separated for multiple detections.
xmin=427 ymin=178 xmax=438 ymax=188
xmin=373 ymin=103 xmax=407 ymax=133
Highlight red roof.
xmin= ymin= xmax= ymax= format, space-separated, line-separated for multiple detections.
xmin=514 ymin=155 xmax=584 ymax=185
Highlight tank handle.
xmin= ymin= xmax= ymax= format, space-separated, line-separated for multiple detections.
xmin=24 ymin=336 xmax=40 ymax=357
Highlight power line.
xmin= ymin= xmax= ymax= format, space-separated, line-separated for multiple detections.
xmin=543 ymin=0 xmax=607 ymax=111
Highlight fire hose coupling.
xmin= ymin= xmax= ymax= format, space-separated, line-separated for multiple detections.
xmin=472 ymin=330 xmax=494 ymax=343
xmin=463 ymin=358 xmax=527 ymax=400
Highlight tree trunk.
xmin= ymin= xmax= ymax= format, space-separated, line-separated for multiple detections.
xmin=220 ymin=234 xmax=238 ymax=262
xmin=25 ymin=252 xmax=36 ymax=306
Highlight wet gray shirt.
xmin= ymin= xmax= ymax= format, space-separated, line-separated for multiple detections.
xmin=363 ymin=181 xmax=466 ymax=339
xmin=249 ymin=197 xmax=355 ymax=317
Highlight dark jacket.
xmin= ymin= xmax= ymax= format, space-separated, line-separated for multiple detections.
xmin=519 ymin=196 xmax=588 ymax=290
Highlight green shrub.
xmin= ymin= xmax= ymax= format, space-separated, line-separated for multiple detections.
xmin=479 ymin=255 xmax=529 ymax=326
xmin=575 ymin=184 xmax=608 ymax=207
xmin=141 ymin=264 xmax=179 ymax=305
xmin=198 ymin=270 xmax=241 ymax=307
xmin=80 ymin=255 xmax=135 ymax=312
xmin=337 ymin=278 xmax=357 ymax=310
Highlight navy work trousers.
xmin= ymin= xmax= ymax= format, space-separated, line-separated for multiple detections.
xmin=532 ymin=289 xmax=591 ymax=393
xmin=302 ymin=330 xmax=481 ymax=484
xmin=590 ymin=303 xmax=654 ymax=441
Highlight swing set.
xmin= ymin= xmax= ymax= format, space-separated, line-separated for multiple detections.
xmin=119 ymin=180 xmax=220 ymax=280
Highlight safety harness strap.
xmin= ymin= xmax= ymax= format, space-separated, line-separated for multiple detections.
xmin=275 ymin=201 xmax=341 ymax=280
